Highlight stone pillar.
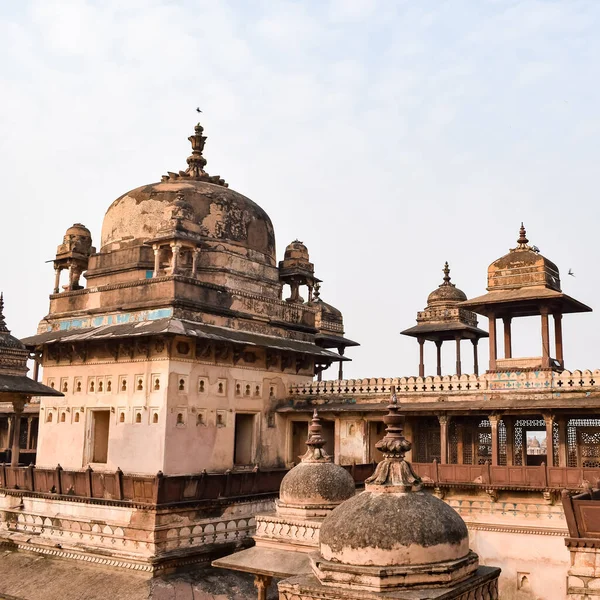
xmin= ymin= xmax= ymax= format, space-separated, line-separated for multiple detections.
xmin=191 ymin=247 xmax=201 ymax=278
xmin=25 ymin=417 xmax=32 ymax=450
xmin=404 ymin=417 xmax=413 ymax=463
xmin=53 ymin=267 xmax=62 ymax=294
xmin=10 ymin=411 xmax=23 ymax=468
xmin=456 ymin=422 xmax=464 ymax=465
xmin=153 ymin=245 xmax=161 ymax=277
xmin=472 ymin=338 xmax=479 ymax=375
xmin=455 ymin=336 xmax=462 ymax=376
xmin=557 ymin=416 xmax=568 ymax=468
xmin=171 ymin=243 xmax=181 ymax=275
xmin=554 ymin=313 xmax=564 ymax=368
xmin=503 ymin=317 xmax=512 ymax=359
xmin=418 ymin=338 xmax=425 ymax=378
xmin=435 ymin=340 xmax=442 ymax=377
xmin=31 ymin=353 xmax=40 ymax=382
xmin=541 ymin=307 xmax=550 ymax=368
xmin=253 ymin=575 xmax=272 ymax=600
xmin=489 ymin=414 xmax=500 ymax=466
xmin=488 ymin=314 xmax=497 ymax=370
xmin=543 ymin=413 xmax=555 ymax=467
xmin=504 ymin=416 xmax=515 ymax=466
xmin=438 ymin=415 xmax=449 ymax=464
xmin=337 ymin=347 xmax=345 ymax=381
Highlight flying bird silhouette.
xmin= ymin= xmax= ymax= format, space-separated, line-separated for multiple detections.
xmin=568 ymin=269 xmax=575 ymax=277
xmin=196 ymin=107 xmax=202 ymax=113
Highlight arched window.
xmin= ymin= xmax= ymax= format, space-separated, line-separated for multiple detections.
xmin=254 ymin=385 xmax=260 ymax=397
xmin=62 ymin=381 xmax=68 ymax=393
xmin=121 ymin=379 xmax=127 ymax=392
xmin=152 ymin=413 xmax=159 ymax=424
xmin=60 ymin=412 xmax=66 ymax=423
xmin=176 ymin=413 xmax=184 ymax=425
xmin=199 ymin=380 xmax=205 ymax=393
xmin=135 ymin=413 xmax=142 ymax=424
xmin=154 ymin=378 xmax=160 ymax=391
xmin=197 ymin=413 xmax=204 ymax=426
xmin=47 ymin=412 xmax=53 ymax=423
xmin=119 ymin=412 xmax=125 ymax=423
xmin=89 ymin=381 xmax=95 ymax=393
xmin=74 ymin=412 xmax=80 ymax=423
xmin=98 ymin=381 xmax=103 ymax=392
xmin=137 ymin=379 xmax=143 ymax=391
xmin=76 ymin=381 xmax=82 ymax=392
xmin=107 ymin=380 xmax=112 ymax=392
xmin=178 ymin=379 xmax=185 ymax=391
xmin=218 ymin=382 xmax=223 ymax=394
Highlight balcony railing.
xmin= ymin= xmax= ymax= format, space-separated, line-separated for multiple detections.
xmin=412 ymin=461 xmax=600 ymax=490
xmin=0 ymin=463 xmax=377 ymax=506
xmin=289 ymin=369 xmax=600 ymax=397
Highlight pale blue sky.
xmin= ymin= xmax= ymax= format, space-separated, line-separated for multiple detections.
xmin=1 ymin=0 xmax=599 ymax=378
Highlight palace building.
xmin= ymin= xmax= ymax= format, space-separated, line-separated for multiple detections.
xmin=0 ymin=123 xmax=598 ymax=599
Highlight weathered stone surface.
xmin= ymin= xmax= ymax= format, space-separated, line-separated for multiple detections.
xmin=0 ymin=550 xmax=278 ymax=600
xmin=279 ymin=462 xmax=355 ymax=507
xmin=320 ymin=490 xmax=469 ymax=567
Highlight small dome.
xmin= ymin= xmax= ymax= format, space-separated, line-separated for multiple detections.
xmin=316 ymin=393 xmax=477 ymax=590
xmin=0 ymin=294 xmax=28 ymax=376
xmin=280 ymin=461 xmax=355 ymax=508
xmin=278 ymin=410 xmax=355 ymax=515
xmin=488 ymin=224 xmax=560 ymax=292
xmin=319 ymin=490 xmax=469 ymax=567
xmin=426 ymin=262 xmax=467 ymax=306
xmin=65 ymin=223 xmax=91 ymax=238
xmin=283 ymin=240 xmax=310 ymax=262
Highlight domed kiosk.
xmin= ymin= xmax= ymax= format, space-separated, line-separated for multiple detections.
xmin=401 ymin=263 xmax=488 ymax=377
xmin=278 ymin=391 xmax=500 ymax=599
xmin=459 ymin=224 xmax=591 ymax=372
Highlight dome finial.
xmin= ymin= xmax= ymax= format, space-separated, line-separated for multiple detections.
xmin=364 ymin=386 xmax=421 ymax=491
xmin=161 ymin=122 xmax=228 ymax=186
xmin=301 ymin=409 xmax=330 ymax=463
xmin=187 ymin=122 xmax=208 ymax=177
xmin=518 ymin=222 xmax=529 ymax=247
xmin=442 ymin=261 xmax=451 ymax=285
xmin=313 ymin=282 xmax=321 ymax=301
xmin=0 ymin=293 xmax=7 ymax=333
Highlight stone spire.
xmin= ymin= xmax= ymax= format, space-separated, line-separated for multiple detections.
xmin=517 ymin=222 xmax=529 ymax=248
xmin=0 ymin=293 xmax=8 ymax=333
xmin=162 ymin=122 xmax=228 ymax=187
xmin=186 ymin=123 xmax=208 ymax=177
xmin=300 ymin=409 xmax=330 ymax=463
xmin=313 ymin=282 xmax=321 ymax=301
xmin=364 ymin=388 xmax=421 ymax=491
xmin=443 ymin=261 xmax=451 ymax=284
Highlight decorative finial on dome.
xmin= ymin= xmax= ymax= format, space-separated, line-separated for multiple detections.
xmin=161 ymin=123 xmax=228 ymax=187
xmin=313 ymin=282 xmax=321 ymax=301
xmin=300 ymin=409 xmax=331 ymax=463
xmin=364 ymin=387 xmax=421 ymax=491
xmin=0 ymin=293 xmax=7 ymax=333
xmin=187 ymin=123 xmax=208 ymax=177
xmin=442 ymin=261 xmax=451 ymax=285
xmin=518 ymin=222 xmax=529 ymax=247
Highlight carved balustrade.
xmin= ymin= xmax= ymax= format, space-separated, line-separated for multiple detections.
xmin=289 ymin=369 xmax=600 ymax=398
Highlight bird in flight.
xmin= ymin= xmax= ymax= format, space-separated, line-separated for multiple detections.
xmin=568 ymin=269 xmax=575 ymax=277
xmin=196 ymin=107 xmax=202 ymax=113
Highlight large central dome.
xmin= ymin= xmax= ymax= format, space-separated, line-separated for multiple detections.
xmin=100 ymin=124 xmax=276 ymax=265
